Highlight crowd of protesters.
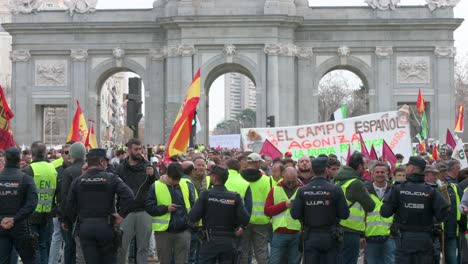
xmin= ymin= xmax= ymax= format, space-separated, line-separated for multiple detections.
xmin=1 ymin=138 xmax=468 ymax=264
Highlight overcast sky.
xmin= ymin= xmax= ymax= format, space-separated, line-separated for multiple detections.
xmin=97 ymin=0 xmax=468 ymax=129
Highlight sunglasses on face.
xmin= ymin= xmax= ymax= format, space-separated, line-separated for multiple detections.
xmin=63 ymin=151 xmax=69 ymax=155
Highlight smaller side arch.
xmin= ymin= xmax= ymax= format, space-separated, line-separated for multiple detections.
xmin=87 ymin=57 xmax=149 ymax=144
xmin=198 ymin=53 xmax=264 ymax=145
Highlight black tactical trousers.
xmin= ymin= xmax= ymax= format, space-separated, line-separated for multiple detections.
xmin=304 ymin=231 xmax=341 ymax=264
xmin=0 ymin=221 xmax=36 ymax=264
xmin=198 ymin=236 xmax=236 ymax=264
xmin=79 ymin=219 xmax=116 ymax=264
xmin=395 ymin=231 xmax=433 ymax=264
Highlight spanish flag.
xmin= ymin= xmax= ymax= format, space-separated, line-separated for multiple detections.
xmin=432 ymin=145 xmax=439 ymax=161
xmin=0 ymin=85 xmax=15 ymax=150
xmin=85 ymin=123 xmax=98 ymax=150
xmin=66 ymin=100 xmax=88 ymax=144
xmin=165 ymin=69 xmax=201 ymax=160
xmin=416 ymin=89 xmax=425 ymax=115
xmin=455 ymin=104 xmax=464 ymax=133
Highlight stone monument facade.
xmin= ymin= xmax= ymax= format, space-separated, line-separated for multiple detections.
xmin=3 ymin=0 xmax=463 ymax=145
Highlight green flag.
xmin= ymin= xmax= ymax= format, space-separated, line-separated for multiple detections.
xmin=419 ymin=111 xmax=428 ymax=139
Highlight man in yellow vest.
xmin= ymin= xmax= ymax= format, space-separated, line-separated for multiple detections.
xmin=239 ymin=153 xmax=272 ymax=264
xmin=291 ymin=157 xmax=350 ymax=263
xmin=270 ymin=163 xmax=285 ymax=187
xmin=334 ymin=152 xmax=375 ymax=264
xmin=226 ymin=159 xmax=252 ymax=215
xmin=364 ymin=162 xmax=395 ymax=264
xmin=145 ymin=162 xmax=196 ymax=264
xmin=22 ymin=141 xmax=58 ymax=264
xmin=264 ymin=167 xmax=303 ymax=264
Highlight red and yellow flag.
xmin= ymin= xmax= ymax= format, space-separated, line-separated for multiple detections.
xmin=85 ymin=123 xmax=98 ymax=150
xmin=455 ymin=104 xmax=464 ymax=133
xmin=432 ymin=145 xmax=439 ymax=161
xmin=0 ymin=85 xmax=15 ymax=150
xmin=67 ymin=100 xmax=89 ymax=144
xmin=416 ymin=88 xmax=425 ymax=115
xmin=165 ymin=69 xmax=201 ymax=160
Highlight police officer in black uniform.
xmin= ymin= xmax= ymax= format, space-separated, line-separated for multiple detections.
xmin=188 ymin=165 xmax=250 ymax=264
xmin=66 ymin=148 xmax=134 ymax=264
xmin=291 ymin=157 xmax=350 ymax=263
xmin=380 ymin=156 xmax=449 ymax=264
xmin=0 ymin=147 xmax=38 ymax=264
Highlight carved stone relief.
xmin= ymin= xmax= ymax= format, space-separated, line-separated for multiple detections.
xmin=365 ymin=0 xmax=400 ymax=10
xmin=64 ymin=0 xmax=97 ymax=15
xmin=434 ymin=46 xmax=456 ymax=58
xmin=375 ymin=46 xmax=393 ymax=58
xmin=70 ymin=49 xmax=88 ymax=62
xmin=35 ymin=60 xmax=68 ymax=86
xmin=426 ymin=0 xmax=460 ymax=11
xmin=397 ymin=57 xmax=430 ymax=84
xmin=149 ymin=48 xmax=167 ymax=61
xmin=10 ymin=50 xmax=31 ymax=62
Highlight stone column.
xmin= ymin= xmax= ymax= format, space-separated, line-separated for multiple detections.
xmin=10 ymin=50 xmax=32 ymax=145
xmin=375 ymin=47 xmax=393 ymax=112
xmin=147 ymin=48 xmax=167 ymax=145
xmin=264 ymin=44 xmax=281 ymax=124
xmin=164 ymin=46 xmax=182 ymax=142
xmin=434 ymin=46 xmax=456 ymax=139
xmin=70 ymin=49 xmax=88 ymax=124
xmin=296 ymin=47 xmax=314 ymax=124
xmin=277 ymin=44 xmax=297 ymax=126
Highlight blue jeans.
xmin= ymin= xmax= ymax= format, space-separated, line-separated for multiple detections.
xmin=10 ymin=249 xmax=18 ymax=264
xmin=48 ymin=217 xmax=63 ymax=264
xmin=188 ymin=231 xmax=200 ymax=264
xmin=341 ymin=232 xmax=360 ymax=264
xmin=365 ymin=238 xmax=396 ymax=264
xmin=61 ymin=224 xmax=76 ymax=264
xmin=269 ymin=233 xmax=301 ymax=264
xmin=31 ymin=220 xmax=53 ymax=264
xmin=445 ymin=237 xmax=459 ymax=264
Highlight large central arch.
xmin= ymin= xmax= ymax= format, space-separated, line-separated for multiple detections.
xmin=4 ymin=2 xmax=462 ymax=145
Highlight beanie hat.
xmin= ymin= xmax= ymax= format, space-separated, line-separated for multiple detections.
xmin=70 ymin=142 xmax=86 ymax=160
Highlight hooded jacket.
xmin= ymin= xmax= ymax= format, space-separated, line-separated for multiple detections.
xmin=334 ymin=166 xmax=375 ymax=214
xmin=118 ymin=158 xmax=156 ymax=212
xmin=241 ymin=168 xmax=262 ymax=183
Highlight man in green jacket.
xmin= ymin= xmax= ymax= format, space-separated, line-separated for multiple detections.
xmin=334 ymin=151 xmax=375 ymax=264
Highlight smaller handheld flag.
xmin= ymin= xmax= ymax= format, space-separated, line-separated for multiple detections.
xmin=452 ymin=137 xmax=468 ymax=169
xmin=0 ymin=85 xmax=15 ymax=149
xmin=446 ymin=129 xmax=457 ymax=150
xmin=358 ymin=133 xmax=369 ymax=158
xmin=382 ymin=140 xmax=397 ymax=169
xmin=416 ymin=89 xmax=425 ymax=115
xmin=346 ymin=143 xmax=356 ymax=166
xmin=419 ymin=111 xmax=428 ymax=140
xmin=432 ymin=145 xmax=439 ymax=161
xmin=85 ymin=123 xmax=98 ymax=149
xmin=455 ymin=105 xmax=464 ymax=133
xmin=369 ymin=145 xmax=378 ymax=161
xmin=67 ymin=101 xmax=89 ymax=144
xmin=259 ymin=139 xmax=282 ymax=161
xmin=330 ymin=105 xmax=348 ymax=121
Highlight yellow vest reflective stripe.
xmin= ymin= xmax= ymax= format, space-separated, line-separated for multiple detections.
xmin=225 ymin=170 xmax=249 ymax=199
xmin=443 ymin=183 xmax=461 ymax=236
xmin=152 ymin=180 xmax=191 ymax=232
xmin=365 ymin=194 xmax=393 ymax=237
xmin=51 ymin=158 xmax=64 ymax=168
xmin=337 ymin=179 xmax=365 ymax=232
xmin=271 ymin=186 xmax=301 ymax=231
xmin=31 ymin=162 xmax=57 ymax=213
xmin=250 ymin=175 xmax=271 ymax=224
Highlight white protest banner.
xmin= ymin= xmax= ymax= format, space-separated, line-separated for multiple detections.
xmin=241 ymin=111 xmax=412 ymax=163
xmin=209 ymin=134 xmax=241 ymax=149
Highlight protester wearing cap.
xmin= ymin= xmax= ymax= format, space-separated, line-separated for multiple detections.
xmin=424 ymin=165 xmax=440 ymax=185
xmin=145 ymin=162 xmax=197 ymax=264
xmin=66 ymin=148 xmax=134 ymax=263
xmin=381 ymin=156 xmax=449 ymax=264
xmin=59 ymin=142 xmax=87 ymax=264
xmin=240 ymin=153 xmax=272 ymax=264
xmin=291 ymin=157 xmax=349 ymax=263
xmin=0 ymin=147 xmax=38 ymax=264
xmin=189 ymin=165 xmax=250 ymax=263
xmin=436 ymin=158 xmax=465 ymax=264
xmin=265 ymin=166 xmax=303 ymax=264
xmin=364 ymin=162 xmax=395 ymax=264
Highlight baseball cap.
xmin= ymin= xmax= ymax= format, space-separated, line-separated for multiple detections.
xmin=424 ymin=165 xmax=439 ymax=173
xmin=150 ymin=157 xmax=159 ymax=164
xmin=247 ymin=153 xmax=264 ymax=162
xmin=285 ymin=152 xmax=292 ymax=158
xmin=87 ymin=148 xmax=109 ymax=160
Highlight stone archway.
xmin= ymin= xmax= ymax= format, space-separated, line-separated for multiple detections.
xmin=88 ymin=58 xmax=149 ymax=144
xmin=199 ymin=54 xmax=264 ymax=144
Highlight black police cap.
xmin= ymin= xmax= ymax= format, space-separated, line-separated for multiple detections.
xmin=210 ymin=165 xmax=229 ymax=178
xmin=312 ymin=157 xmax=328 ymax=172
xmin=407 ymin=156 xmax=426 ymax=171
xmin=87 ymin=148 xmax=108 ymax=159
xmin=5 ymin=147 xmax=21 ymax=163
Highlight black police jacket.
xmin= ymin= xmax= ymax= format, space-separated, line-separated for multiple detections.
xmin=291 ymin=176 xmax=349 ymax=228
xmin=189 ymin=185 xmax=250 ymax=232
xmin=380 ymin=173 xmax=449 ymax=231
xmin=66 ymin=168 xmax=134 ymax=221
xmin=0 ymin=165 xmax=38 ymax=223
xmin=60 ymin=159 xmax=85 ymax=224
